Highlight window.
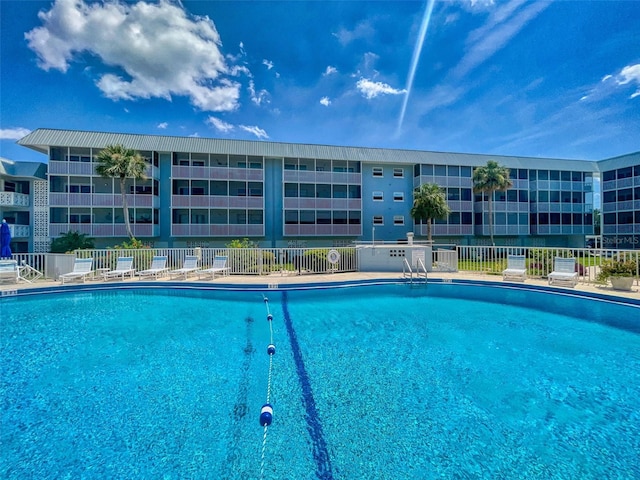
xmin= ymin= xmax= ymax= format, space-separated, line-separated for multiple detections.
xmin=373 ymin=191 xmax=384 ymax=201
xmin=393 ymin=192 xmax=404 ymax=202
xmin=447 ymin=188 xmax=460 ymax=201
xmin=393 ymin=215 xmax=404 ymax=226
xmin=333 ymin=211 xmax=347 ymax=224
xmin=69 ymin=214 xmax=91 ymax=224
xmin=373 ymin=216 xmax=384 ymax=225
xmin=284 ymin=183 xmax=298 ymax=197
xmin=317 ymin=211 xmax=331 ymax=224
xmin=393 ymin=168 xmax=404 ymax=178
xmin=372 ymin=167 xmax=383 ymax=177
xmin=285 ymin=210 xmax=298 ymax=224
xmin=68 ymin=184 xmax=92 ymax=193
xmin=434 ymin=165 xmax=447 ymax=176
xmin=131 ymin=185 xmax=152 ymax=194
xmin=618 ymin=167 xmax=633 ymax=179
xmin=300 ymin=210 xmax=315 ymax=224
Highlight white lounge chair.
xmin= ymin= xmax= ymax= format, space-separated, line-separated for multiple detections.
xmin=197 ymin=256 xmax=229 ymax=280
xmin=169 ymin=255 xmax=199 ymax=280
xmin=60 ymin=258 xmax=94 ymax=284
xmin=137 ymin=255 xmax=169 ymax=280
xmin=502 ymin=255 xmax=527 ymax=282
xmin=548 ymin=257 xmax=578 ymax=288
xmin=0 ymin=260 xmax=19 ymax=284
xmin=102 ymin=256 xmax=136 ymax=281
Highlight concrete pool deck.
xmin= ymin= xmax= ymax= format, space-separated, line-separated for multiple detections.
xmin=2 ymin=270 xmax=638 ymax=301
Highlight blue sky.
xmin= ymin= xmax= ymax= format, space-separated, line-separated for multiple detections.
xmin=1 ymin=0 xmax=639 ymax=164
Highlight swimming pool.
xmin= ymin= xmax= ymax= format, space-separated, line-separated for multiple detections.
xmin=1 ymin=282 xmax=639 ymax=479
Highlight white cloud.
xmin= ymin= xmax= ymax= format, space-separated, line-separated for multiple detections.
xmin=206 ymin=116 xmax=234 ymax=133
xmin=25 ymin=0 xmax=241 ymax=112
xmin=616 ymin=64 xmax=640 ymax=99
xmin=333 ymin=19 xmax=375 ymax=46
xmin=356 ymin=78 xmax=406 ymax=99
xmin=454 ymin=0 xmax=549 ymax=79
xmin=240 ymin=125 xmax=269 ymax=139
xmin=248 ymin=81 xmax=269 ymax=106
xmin=320 ymin=97 xmax=331 ymax=106
xmin=189 ymin=132 xmax=200 ymax=138
xmin=157 ymin=122 xmax=168 ymax=129
xmin=0 ymin=127 xmax=31 ymax=140
xmin=323 ymin=66 xmax=338 ymax=76
xmin=263 ymin=59 xmax=274 ymax=70
xmin=581 ymin=63 xmax=640 ymax=102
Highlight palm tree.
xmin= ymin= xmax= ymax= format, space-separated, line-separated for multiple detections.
xmin=96 ymin=144 xmax=148 ymax=239
xmin=472 ymin=160 xmax=512 ymax=246
xmin=410 ymin=183 xmax=451 ymax=242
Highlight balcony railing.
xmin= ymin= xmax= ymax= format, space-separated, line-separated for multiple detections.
xmin=0 ymin=192 xmax=30 ymax=207
xmin=6 ymin=224 xmax=31 ymax=238
xmin=171 ymin=224 xmax=264 ymax=237
xmin=172 ymin=165 xmax=264 ymax=181
xmin=50 ymin=193 xmax=159 ymax=208
xmin=171 ymin=195 xmax=264 ymax=209
xmin=49 ymin=223 xmax=160 ymax=237
xmin=283 ymin=224 xmax=361 ymax=236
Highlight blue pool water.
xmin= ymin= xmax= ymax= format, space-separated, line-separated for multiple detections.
xmin=1 ymin=283 xmax=639 ymax=479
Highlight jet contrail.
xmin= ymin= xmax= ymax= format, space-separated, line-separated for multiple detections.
xmin=397 ymin=0 xmax=436 ymax=136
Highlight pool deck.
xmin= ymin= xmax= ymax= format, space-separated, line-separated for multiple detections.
xmin=2 ymin=270 xmax=638 ymax=301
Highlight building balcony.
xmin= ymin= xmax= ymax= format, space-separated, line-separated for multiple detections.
xmin=474 ymin=201 xmax=530 ymax=213
xmin=49 ymin=223 xmax=160 ymax=237
xmin=49 ymin=161 xmax=159 ymax=179
xmin=50 ymin=193 xmax=159 ymax=208
xmin=283 ymin=224 xmax=362 ymax=236
xmin=171 ymin=224 xmax=264 ymax=237
xmin=282 ymin=171 xmax=361 ymax=184
xmin=418 ymin=224 xmax=473 ymax=236
xmin=6 ymin=224 xmax=31 ymax=238
xmin=416 ymin=175 xmax=473 ymax=188
xmin=0 ymin=191 xmax=30 ymax=207
xmin=171 ymin=195 xmax=264 ymax=209
xmin=283 ymin=198 xmax=362 ymax=210
xmin=172 ymin=165 xmax=264 ymax=181
xmin=446 ymin=200 xmax=473 ymax=212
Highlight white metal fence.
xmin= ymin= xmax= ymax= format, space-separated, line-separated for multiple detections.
xmin=6 ymin=245 xmax=640 ymax=285
xmin=69 ymin=246 xmax=359 ymax=277
xmin=457 ymin=245 xmax=640 ymax=284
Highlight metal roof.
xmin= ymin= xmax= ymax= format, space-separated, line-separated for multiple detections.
xmin=0 ymin=157 xmax=47 ymax=179
xmin=18 ymin=128 xmax=600 ymax=172
xmin=596 ymin=151 xmax=640 ymax=171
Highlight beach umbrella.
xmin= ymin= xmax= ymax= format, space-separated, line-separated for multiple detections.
xmin=1 ymin=219 xmax=12 ymax=259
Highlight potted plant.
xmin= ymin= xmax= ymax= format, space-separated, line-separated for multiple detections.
xmin=596 ymin=258 xmax=637 ymax=291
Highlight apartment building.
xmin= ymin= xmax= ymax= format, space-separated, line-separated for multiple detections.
xmin=0 ymin=158 xmax=48 ymax=253
xmin=12 ymin=128 xmax=606 ymax=250
xmin=598 ymin=152 xmax=640 ymax=249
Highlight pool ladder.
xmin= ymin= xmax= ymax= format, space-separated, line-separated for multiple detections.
xmin=403 ymin=257 xmax=427 ymax=286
